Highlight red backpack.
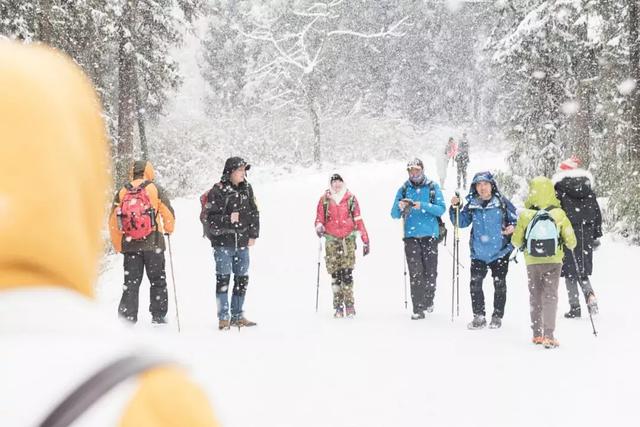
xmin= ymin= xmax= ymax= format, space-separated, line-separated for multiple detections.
xmin=117 ymin=181 xmax=156 ymax=240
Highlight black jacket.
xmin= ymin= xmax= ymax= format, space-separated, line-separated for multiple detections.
xmin=204 ymin=180 xmax=260 ymax=248
xmin=553 ymin=170 xmax=602 ymax=277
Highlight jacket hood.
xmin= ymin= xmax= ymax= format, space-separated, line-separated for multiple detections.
xmin=467 ymin=171 xmax=500 ymax=202
xmin=552 ymin=168 xmax=595 ymax=199
xmin=524 ymin=177 xmax=561 ymax=210
xmin=130 ymin=160 xmax=155 ymax=181
xmin=0 ymin=42 xmax=110 ymax=297
xmin=221 ymin=157 xmax=250 ymax=182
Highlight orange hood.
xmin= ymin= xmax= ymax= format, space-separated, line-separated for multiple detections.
xmin=0 ymin=42 xmax=110 ymax=298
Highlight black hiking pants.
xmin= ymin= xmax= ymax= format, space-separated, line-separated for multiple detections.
xmin=118 ymin=250 xmax=168 ymax=322
xmin=469 ymin=254 xmax=509 ymax=318
xmin=404 ymin=237 xmax=438 ymax=313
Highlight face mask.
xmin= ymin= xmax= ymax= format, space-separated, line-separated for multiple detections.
xmin=409 ymin=173 xmax=425 ymax=184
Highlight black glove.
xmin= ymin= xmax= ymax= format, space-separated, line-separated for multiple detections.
xmin=363 ymin=242 xmax=370 ymax=256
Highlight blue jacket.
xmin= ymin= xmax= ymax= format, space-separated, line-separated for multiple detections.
xmin=449 ymin=173 xmax=517 ymax=263
xmin=391 ymin=179 xmax=446 ymax=238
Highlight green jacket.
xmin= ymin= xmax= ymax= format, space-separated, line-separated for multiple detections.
xmin=512 ymin=177 xmax=577 ymax=265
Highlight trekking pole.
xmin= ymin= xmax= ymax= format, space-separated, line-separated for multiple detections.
xmin=570 ymin=249 xmax=598 ymax=337
xmin=455 ymin=192 xmax=461 ymax=317
xmin=165 ymin=234 xmax=181 ymax=332
xmin=315 ymin=238 xmax=322 ymax=312
xmin=402 ymin=216 xmax=408 ymax=309
xmin=451 ymin=219 xmax=456 ymax=322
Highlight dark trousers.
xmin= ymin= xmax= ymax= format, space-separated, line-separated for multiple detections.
xmin=469 ymin=254 xmax=509 ymax=318
xmin=404 ymin=237 xmax=438 ymax=313
xmin=457 ymin=160 xmax=468 ymax=188
xmin=118 ymin=250 xmax=168 ymax=321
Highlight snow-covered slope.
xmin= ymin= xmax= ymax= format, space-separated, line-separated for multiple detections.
xmin=98 ymin=147 xmax=639 ymax=427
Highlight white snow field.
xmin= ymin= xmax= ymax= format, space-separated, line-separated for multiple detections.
xmin=98 ymin=146 xmax=639 ymax=427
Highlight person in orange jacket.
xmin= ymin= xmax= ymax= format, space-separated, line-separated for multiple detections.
xmin=109 ymin=160 xmax=175 ymax=324
xmin=0 ymin=41 xmax=219 ymax=427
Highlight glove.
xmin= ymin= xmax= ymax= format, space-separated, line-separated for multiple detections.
xmin=363 ymin=242 xmax=370 ymax=256
xmin=315 ymin=223 xmax=325 ymax=237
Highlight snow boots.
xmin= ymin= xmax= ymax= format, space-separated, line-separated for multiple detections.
xmin=488 ymin=316 xmax=502 ymax=329
xmin=564 ymin=306 xmax=581 ymax=318
xmin=467 ymin=314 xmax=487 ymax=330
xmin=230 ymin=317 xmax=257 ymax=328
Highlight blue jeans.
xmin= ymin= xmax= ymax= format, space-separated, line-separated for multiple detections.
xmin=214 ymin=247 xmax=250 ymax=320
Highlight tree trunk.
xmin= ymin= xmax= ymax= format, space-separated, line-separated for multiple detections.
xmin=308 ymin=93 xmax=321 ymax=165
xmin=38 ymin=0 xmax=54 ymax=44
xmin=629 ymin=0 xmax=640 ymax=162
xmin=133 ymin=64 xmax=148 ymax=161
xmin=116 ymin=0 xmax=137 ymax=185
xmin=575 ymin=21 xmax=595 ymax=167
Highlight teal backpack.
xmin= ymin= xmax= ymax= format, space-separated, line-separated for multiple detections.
xmin=524 ymin=209 xmax=559 ymax=257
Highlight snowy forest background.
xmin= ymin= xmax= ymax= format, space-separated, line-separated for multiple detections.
xmin=2 ymin=0 xmax=640 ymax=241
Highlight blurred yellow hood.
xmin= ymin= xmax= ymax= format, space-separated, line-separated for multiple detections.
xmin=0 ymin=42 xmax=110 ymax=298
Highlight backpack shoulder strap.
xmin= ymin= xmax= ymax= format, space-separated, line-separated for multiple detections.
xmin=401 ymin=183 xmax=408 ymax=199
xmin=428 ymin=181 xmax=436 ymax=204
xmin=40 ymin=355 xmax=172 ymax=427
xmin=322 ymin=191 xmax=331 ymax=223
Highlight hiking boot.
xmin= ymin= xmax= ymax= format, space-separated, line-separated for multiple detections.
xmin=425 ymin=305 xmax=434 ymax=314
xmin=543 ymin=337 xmax=560 ymax=349
xmin=532 ymin=336 xmax=544 ymax=345
xmin=564 ymin=306 xmax=581 ymax=319
xmin=151 ymin=316 xmax=167 ymax=325
xmin=488 ymin=316 xmax=502 ymax=329
xmin=345 ymin=306 xmax=356 ymax=318
xmin=467 ymin=315 xmax=487 ymax=330
xmin=218 ymin=319 xmax=230 ymax=330
xmin=334 ymin=307 xmax=345 ymax=318
xmin=587 ymin=293 xmax=599 ymax=315
xmin=230 ymin=317 xmax=257 ymax=328
xmin=411 ymin=311 xmax=425 ymax=320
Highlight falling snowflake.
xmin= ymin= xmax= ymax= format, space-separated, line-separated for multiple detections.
xmin=532 ymin=71 xmax=546 ymax=79
xmin=618 ymin=79 xmax=636 ymax=95
xmin=561 ymin=101 xmax=580 ymax=116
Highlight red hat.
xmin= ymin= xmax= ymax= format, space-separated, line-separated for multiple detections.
xmin=559 ymin=156 xmax=581 ymax=171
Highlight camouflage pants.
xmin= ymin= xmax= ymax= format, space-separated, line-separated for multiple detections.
xmin=324 ymin=235 xmax=356 ymax=275
xmin=325 ymin=236 xmax=356 ymax=309
xmin=332 ymin=269 xmax=354 ymax=309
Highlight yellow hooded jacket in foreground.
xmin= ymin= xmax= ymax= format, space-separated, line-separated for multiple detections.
xmin=0 ymin=42 xmax=219 ymax=427
xmin=511 ymin=177 xmax=577 ymax=265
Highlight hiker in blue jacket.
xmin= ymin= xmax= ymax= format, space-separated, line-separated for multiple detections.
xmin=391 ymin=158 xmax=446 ymax=320
xmin=449 ymin=171 xmax=517 ymax=330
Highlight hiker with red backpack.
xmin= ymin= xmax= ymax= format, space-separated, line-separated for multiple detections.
xmin=202 ymin=157 xmax=260 ymax=330
xmin=314 ymin=174 xmax=370 ymax=318
xmin=109 ymin=160 xmax=175 ymax=324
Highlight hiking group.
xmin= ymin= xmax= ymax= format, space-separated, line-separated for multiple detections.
xmin=313 ymin=150 xmax=601 ymax=350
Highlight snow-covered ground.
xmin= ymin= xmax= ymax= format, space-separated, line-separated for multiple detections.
xmin=98 ymin=144 xmax=640 ymax=427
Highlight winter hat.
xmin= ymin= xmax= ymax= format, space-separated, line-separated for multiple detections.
xmin=330 ymin=173 xmax=344 ymax=183
xmin=559 ymin=156 xmax=580 ymax=171
xmin=221 ymin=156 xmax=250 ymax=181
xmin=407 ymin=158 xmax=424 ymax=170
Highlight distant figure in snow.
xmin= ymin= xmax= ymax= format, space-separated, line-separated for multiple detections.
xmin=552 ymin=156 xmax=602 ymax=318
xmin=436 ymin=139 xmax=449 ymax=188
xmin=314 ymin=174 xmax=370 ymax=318
xmin=456 ymin=132 xmax=470 ymax=188
xmin=449 ymin=172 xmax=518 ymax=330
xmin=446 ymin=136 xmax=458 ymax=168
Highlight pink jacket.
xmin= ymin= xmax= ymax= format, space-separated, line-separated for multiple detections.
xmin=315 ymin=190 xmax=369 ymax=244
